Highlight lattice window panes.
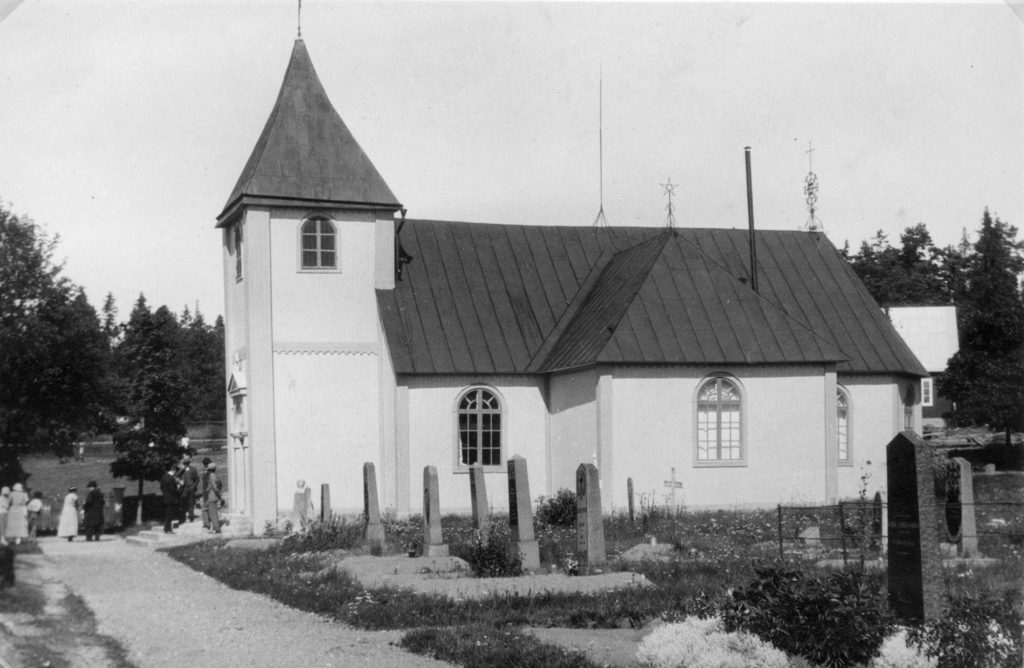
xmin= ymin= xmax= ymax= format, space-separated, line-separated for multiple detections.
xmin=457 ymin=388 xmax=502 ymax=466
xmin=697 ymin=377 xmax=742 ymax=462
xmin=837 ymin=388 xmax=850 ymax=463
xmin=300 ymin=217 xmax=337 ymax=269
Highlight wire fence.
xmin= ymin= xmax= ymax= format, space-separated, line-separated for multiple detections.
xmin=776 ymin=499 xmax=1024 ymax=565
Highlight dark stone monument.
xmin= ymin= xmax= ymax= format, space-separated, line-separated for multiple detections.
xmin=469 ymin=463 xmax=490 ymax=536
xmin=507 ymin=455 xmax=539 ymax=570
xmin=627 ymin=477 xmax=635 ymax=525
xmin=363 ymin=462 xmax=385 ymax=551
xmin=319 ymin=484 xmax=332 ymax=522
xmin=422 ymin=466 xmax=448 ymax=557
xmin=887 ymin=430 xmax=944 ymax=622
xmin=576 ymin=463 xmax=606 ymax=567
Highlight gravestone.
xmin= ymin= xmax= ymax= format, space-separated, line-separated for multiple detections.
xmin=507 ymin=456 xmax=540 ymax=570
xmin=320 ymin=484 xmax=332 ymax=522
xmin=469 ymin=463 xmax=490 ymax=536
xmin=421 ymin=466 xmax=448 ymax=557
xmin=111 ymin=485 xmax=126 ymax=527
xmin=363 ymin=463 xmax=385 ymax=551
xmin=887 ymin=430 xmax=944 ymax=622
xmin=627 ymin=478 xmax=635 ymax=525
xmin=576 ymin=463 xmax=606 ymax=567
xmin=947 ymin=457 xmax=978 ymax=558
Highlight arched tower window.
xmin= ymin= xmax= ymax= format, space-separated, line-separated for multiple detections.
xmin=696 ymin=375 xmax=743 ymax=463
xmin=300 ymin=216 xmax=337 ymax=270
xmin=837 ymin=386 xmax=851 ymax=465
xmin=456 ymin=387 xmax=503 ymax=467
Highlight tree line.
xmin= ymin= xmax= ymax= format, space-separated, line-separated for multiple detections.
xmin=844 ymin=209 xmax=1024 ymax=442
xmin=0 ymin=201 xmax=224 ymax=489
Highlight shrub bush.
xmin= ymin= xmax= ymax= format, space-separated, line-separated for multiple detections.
xmin=280 ymin=516 xmax=363 ymax=552
xmin=636 ymin=616 xmax=789 ymax=668
xmin=906 ymin=589 xmax=1022 ymax=668
xmin=536 ymin=488 xmax=577 ymax=528
xmin=720 ymin=565 xmax=892 ymax=667
xmin=455 ymin=521 xmax=523 ymax=577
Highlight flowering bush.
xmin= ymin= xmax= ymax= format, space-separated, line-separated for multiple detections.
xmin=906 ymin=589 xmax=1022 ymax=668
xmin=868 ymin=629 xmax=937 ymax=668
xmin=636 ymin=616 xmax=789 ymax=668
xmin=454 ymin=521 xmax=523 ymax=577
xmin=535 ymin=488 xmax=577 ymax=528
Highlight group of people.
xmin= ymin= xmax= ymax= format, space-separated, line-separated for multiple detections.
xmin=56 ymin=481 xmax=106 ymax=542
xmin=160 ymin=455 xmax=224 ymax=534
xmin=0 ymin=484 xmax=46 ymax=545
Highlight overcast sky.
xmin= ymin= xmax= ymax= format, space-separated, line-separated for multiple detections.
xmin=1 ymin=1 xmax=1021 ymax=321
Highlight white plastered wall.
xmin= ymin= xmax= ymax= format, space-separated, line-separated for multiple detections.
xmin=402 ymin=376 xmax=548 ymax=514
xmin=548 ymin=369 xmax=599 ymax=495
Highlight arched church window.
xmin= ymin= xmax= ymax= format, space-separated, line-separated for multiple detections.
xmin=837 ymin=386 xmax=851 ymax=465
xmin=456 ymin=387 xmax=502 ymax=467
xmin=234 ymin=224 xmax=243 ymax=281
xmin=300 ymin=216 xmax=337 ymax=270
xmin=696 ymin=375 xmax=744 ymax=464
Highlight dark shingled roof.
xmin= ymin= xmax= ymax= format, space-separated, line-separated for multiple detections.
xmin=217 ymin=40 xmax=400 ymax=225
xmin=376 ymin=222 xmax=927 ymax=377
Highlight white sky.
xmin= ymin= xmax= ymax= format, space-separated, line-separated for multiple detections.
xmin=0 ymin=1 xmax=1021 ymax=321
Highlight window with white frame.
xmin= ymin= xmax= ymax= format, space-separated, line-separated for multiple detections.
xmin=837 ymin=387 xmax=851 ymax=465
xmin=456 ymin=387 xmax=502 ymax=467
xmin=921 ymin=378 xmax=934 ymax=407
xmin=696 ymin=376 xmax=743 ymax=463
xmin=300 ymin=216 xmax=337 ymax=270
xmin=234 ymin=224 xmax=243 ymax=281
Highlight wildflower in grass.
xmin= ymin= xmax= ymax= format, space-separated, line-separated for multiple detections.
xmin=868 ymin=629 xmax=936 ymax=668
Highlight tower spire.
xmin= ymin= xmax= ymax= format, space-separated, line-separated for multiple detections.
xmin=593 ymin=68 xmax=609 ymax=227
xmin=297 ymin=0 xmax=302 ymax=39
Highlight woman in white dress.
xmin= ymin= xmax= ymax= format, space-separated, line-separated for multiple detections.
xmin=57 ymin=487 xmax=79 ymax=541
xmin=5 ymin=483 xmax=28 ymax=544
xmin=0 ymin=486 xmax=9 ymax=546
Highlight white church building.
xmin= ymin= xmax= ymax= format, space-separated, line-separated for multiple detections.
xmin=217 ymin=39 xmax=927 ymax=530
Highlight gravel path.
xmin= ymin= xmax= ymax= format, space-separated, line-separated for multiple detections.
xmin=37 ymin=536 xmax=451 ymax=668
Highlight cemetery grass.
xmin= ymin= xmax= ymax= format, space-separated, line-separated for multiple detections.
xmin=167 ymin=475 xmax=1023 ymax=667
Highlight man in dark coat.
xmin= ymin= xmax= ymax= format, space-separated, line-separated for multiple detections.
xmin=82 ymin=481 xmax=105 ymax=542
xmin=159 ymin=464 xmax=181 ymax=534
xmin=199 ymin=457 xmax=212 ymax=529
xmin=204 ymin=463 xmax=223 ymax=534
xmin=180 ymin=455 xmax=199 ymax=522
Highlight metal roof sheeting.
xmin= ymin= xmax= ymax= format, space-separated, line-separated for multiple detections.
xmin=218 ymin=40 xmax=400 ymax=223
xmin=377 ymin=222 xmax=927 ymax=377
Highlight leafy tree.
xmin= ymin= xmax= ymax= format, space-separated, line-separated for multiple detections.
xmin=938 ymin=211 xmax=1024 ymax=443
xmin=178 ymin=306 xmax=225 ymax=423
xmin=110 ymin=296 xmax=191 ymax=519
xmin=0 ymin=202 xmax=108 ymax=482
xmin=847 ymin=225 xmax=948 ymax=307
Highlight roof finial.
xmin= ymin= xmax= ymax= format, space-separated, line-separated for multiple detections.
xmin=803 ymin=141 xmax=823 ymax=232
xmin=661 ymin=178 xmax=678 ymax=229
xmin=297 ymin=0 xmax=302 ymax=39
xmin=593 ymin=67 xmax=609 ymax=227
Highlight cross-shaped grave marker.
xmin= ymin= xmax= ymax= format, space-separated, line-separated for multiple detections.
xmin=664 ymin=467 xmax=683 ymax=505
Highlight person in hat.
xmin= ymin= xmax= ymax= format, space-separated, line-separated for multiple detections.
xmin=204 ymin=462 xmax=223 ymax=534
xmin=82 ymin=481 xmax=105 ymax=541
xmin=179 ymin=455 xmax=199 ymax=523
xmin=199 ymin=457 xmax=212 ymax=529
xmin=57 ymin=486 xmax=79 ymax=541
xmin=5 ymin=483 xmax=28 ymax=544
xmin=159 ymin=464 xmax=181 ymax=534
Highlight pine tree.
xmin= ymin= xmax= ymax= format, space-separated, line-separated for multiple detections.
xmin=939 ymin=210 xmax=1024 ymax=443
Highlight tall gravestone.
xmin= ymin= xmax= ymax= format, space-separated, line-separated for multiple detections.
xmin=627 ymin=477 xmax=635 ymax=525
xmin=320 ymin=484 xmax=332 ymax=522
xmin=576 ymin=464 xmax=606 ymax=567
xmin=363 ymin=463 xmax=385 ymax=551
xmin=887 ymin=430 xmax=944 ymax=622
xmin=507 ymin=456 xmax=540 ymax=570
xmin=948 ymin=457 xmax=978 ymax=558
xmin=421 ymin=466 xmax=448 ymax=557
xmin=469 ymin=463 xmax=490 ymax=537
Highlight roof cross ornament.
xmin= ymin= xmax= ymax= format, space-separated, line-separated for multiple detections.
xmin=803 ymin=141 xmax=822 ymax=233
xmin=661 ymin=178 xmax=678 ymax=229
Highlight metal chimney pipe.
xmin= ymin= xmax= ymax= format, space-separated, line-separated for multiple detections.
xmin=744 ymin=146 xmax=759 ymax=293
